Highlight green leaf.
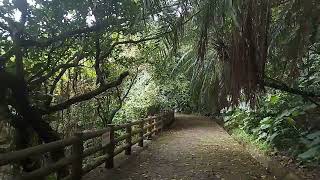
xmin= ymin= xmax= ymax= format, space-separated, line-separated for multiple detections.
xmin=268 ymin=132 xmax=279 ymax=142
xmin=298 ymin=146 xmax=320 ymax=160
xmin=310 ymin=137 xmax=320 ymax=147
xmin=286 ymin=117 xmax=295 ymax=126
xmin=258 ymin=132 xmax=268 ymax=140
xmin=260 ymin=124 xmax=271 ymax=130
xmin=111 ymin=32 xmax=119 ymax=40
xmin=307 ymin=131 xmax=320 ymax=140
xmin=269 ymin=95 xmax=280 ymax=104
xmin=260 ymin=117 xmax=272 ymax=124
xmin=277 ymin=108 xmax=298 ymax=119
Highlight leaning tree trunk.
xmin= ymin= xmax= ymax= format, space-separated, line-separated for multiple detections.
xmin=0 ymin=96 xmax=41 ymax=177
xmin=0 ymin=71 xmax=68 ymax=179
xmin=14 ymin=125 xmax=43 ymax=179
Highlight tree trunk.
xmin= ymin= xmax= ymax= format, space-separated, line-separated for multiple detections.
xmin=0 ymin=71 xmax=68 ymax=178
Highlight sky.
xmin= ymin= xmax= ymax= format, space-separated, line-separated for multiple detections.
xmin=0 ymin=0 xmax=96 ymax=26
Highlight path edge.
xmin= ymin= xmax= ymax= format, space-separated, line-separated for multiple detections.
xmin=212 ymin=116 xmax=302 ymax=180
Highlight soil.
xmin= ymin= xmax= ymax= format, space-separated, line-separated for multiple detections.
xmin=84 ymin=114 xmax=278 ymax=180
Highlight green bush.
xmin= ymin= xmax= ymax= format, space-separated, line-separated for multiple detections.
xmin=298 ymin=131 xmax=320 ymax=163
xmin=223 ymin=92 xmax=320 ymax=165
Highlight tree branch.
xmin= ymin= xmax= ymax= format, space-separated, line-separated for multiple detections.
xmin=108 ymin=69 xmax=138 ymax=122
xmin=94 ymin=35 xmax=104 ymax=85
xmin=44 ymin=67 xmax=70 ymax=107
xmin=0 ymin=71 xmax=68 ymax=177
xmin=29 ymin=53 xmax=84 ymax=86
xmin=20 ymin=21 xmax=112 ymax=48
xmin=99 ymin=32 xmax=170 ymax=61
xmin=30 ymin=63 xmax=82 ymax=85
xmin=42 ymin=71 xmax=130 ymax=114
xmin=120 ymin=69 xmax=138 ymax=101
xmin=262 ymin=78 xmax=320 ymax=98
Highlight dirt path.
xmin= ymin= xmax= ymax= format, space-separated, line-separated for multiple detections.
xmin=85 ymin=114 xmax=275 ymax=180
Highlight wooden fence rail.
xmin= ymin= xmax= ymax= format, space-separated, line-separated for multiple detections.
xmin=0 ymin=111 xmax=175 ymax=180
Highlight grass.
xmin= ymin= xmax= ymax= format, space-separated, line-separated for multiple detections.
xmin=230 ymin=128 xmax=271 ymax=153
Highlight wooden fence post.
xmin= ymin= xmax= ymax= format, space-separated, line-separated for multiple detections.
xmin=125 ymin=122 xmax=132 ymax=155
xmin=105 ymin=125 xmax=115 ymax=169
xmin=159 ymin=116 xmax=164 ymax=134
xmin=171 ymin=111 xmax=174 ymax=122
xmin=71 ymin=132 xmax=83 ymax=180
xmin=138 ymin=121 xmax=144 ymax=147
xmin=154 ymin=118 xmax=159 ymax=135
xmin=148 ymin=118 xmax=153 ymax=139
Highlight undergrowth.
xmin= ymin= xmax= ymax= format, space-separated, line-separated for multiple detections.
xmin=231 ymin=128 xmax=271 ymax=153
xmin=223 ymin=92 xmax=320 ymax=166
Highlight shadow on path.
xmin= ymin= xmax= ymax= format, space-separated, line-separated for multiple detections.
xmin=84 ymin=114 xmax=275 ymax=180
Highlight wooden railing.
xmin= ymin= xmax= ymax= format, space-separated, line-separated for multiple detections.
xmin=0 ymin=111 xmax=174 ymax=180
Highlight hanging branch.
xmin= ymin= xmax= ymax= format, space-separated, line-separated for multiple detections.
xmin=41 ymin=71 xmax=130 ymax=114
xmin=262 ymin=78 xmax=320 ymax=98
xmin=108 ymin=69 xmax=139 ymax=122
xmin=30 ymin=63 xmax=83 ymax=86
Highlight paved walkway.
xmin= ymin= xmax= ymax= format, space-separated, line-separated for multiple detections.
xmin=85 ymin=114 xmax=275 ymax=180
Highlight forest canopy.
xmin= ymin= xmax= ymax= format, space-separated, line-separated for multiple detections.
xmin=0 ymin=0 xmax=320 ymax=177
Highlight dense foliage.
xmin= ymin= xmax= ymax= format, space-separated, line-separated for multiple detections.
xmin=224 ymin=91 xmax=320 ymax=165
xmin=0 ymin=0 xmax=320 ymax=178
xmin=0 ymin=0 xmax=189 ymax=177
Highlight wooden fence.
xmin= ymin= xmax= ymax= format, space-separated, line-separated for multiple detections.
xmin=0 ymin=111 xmax=175 ymax=180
